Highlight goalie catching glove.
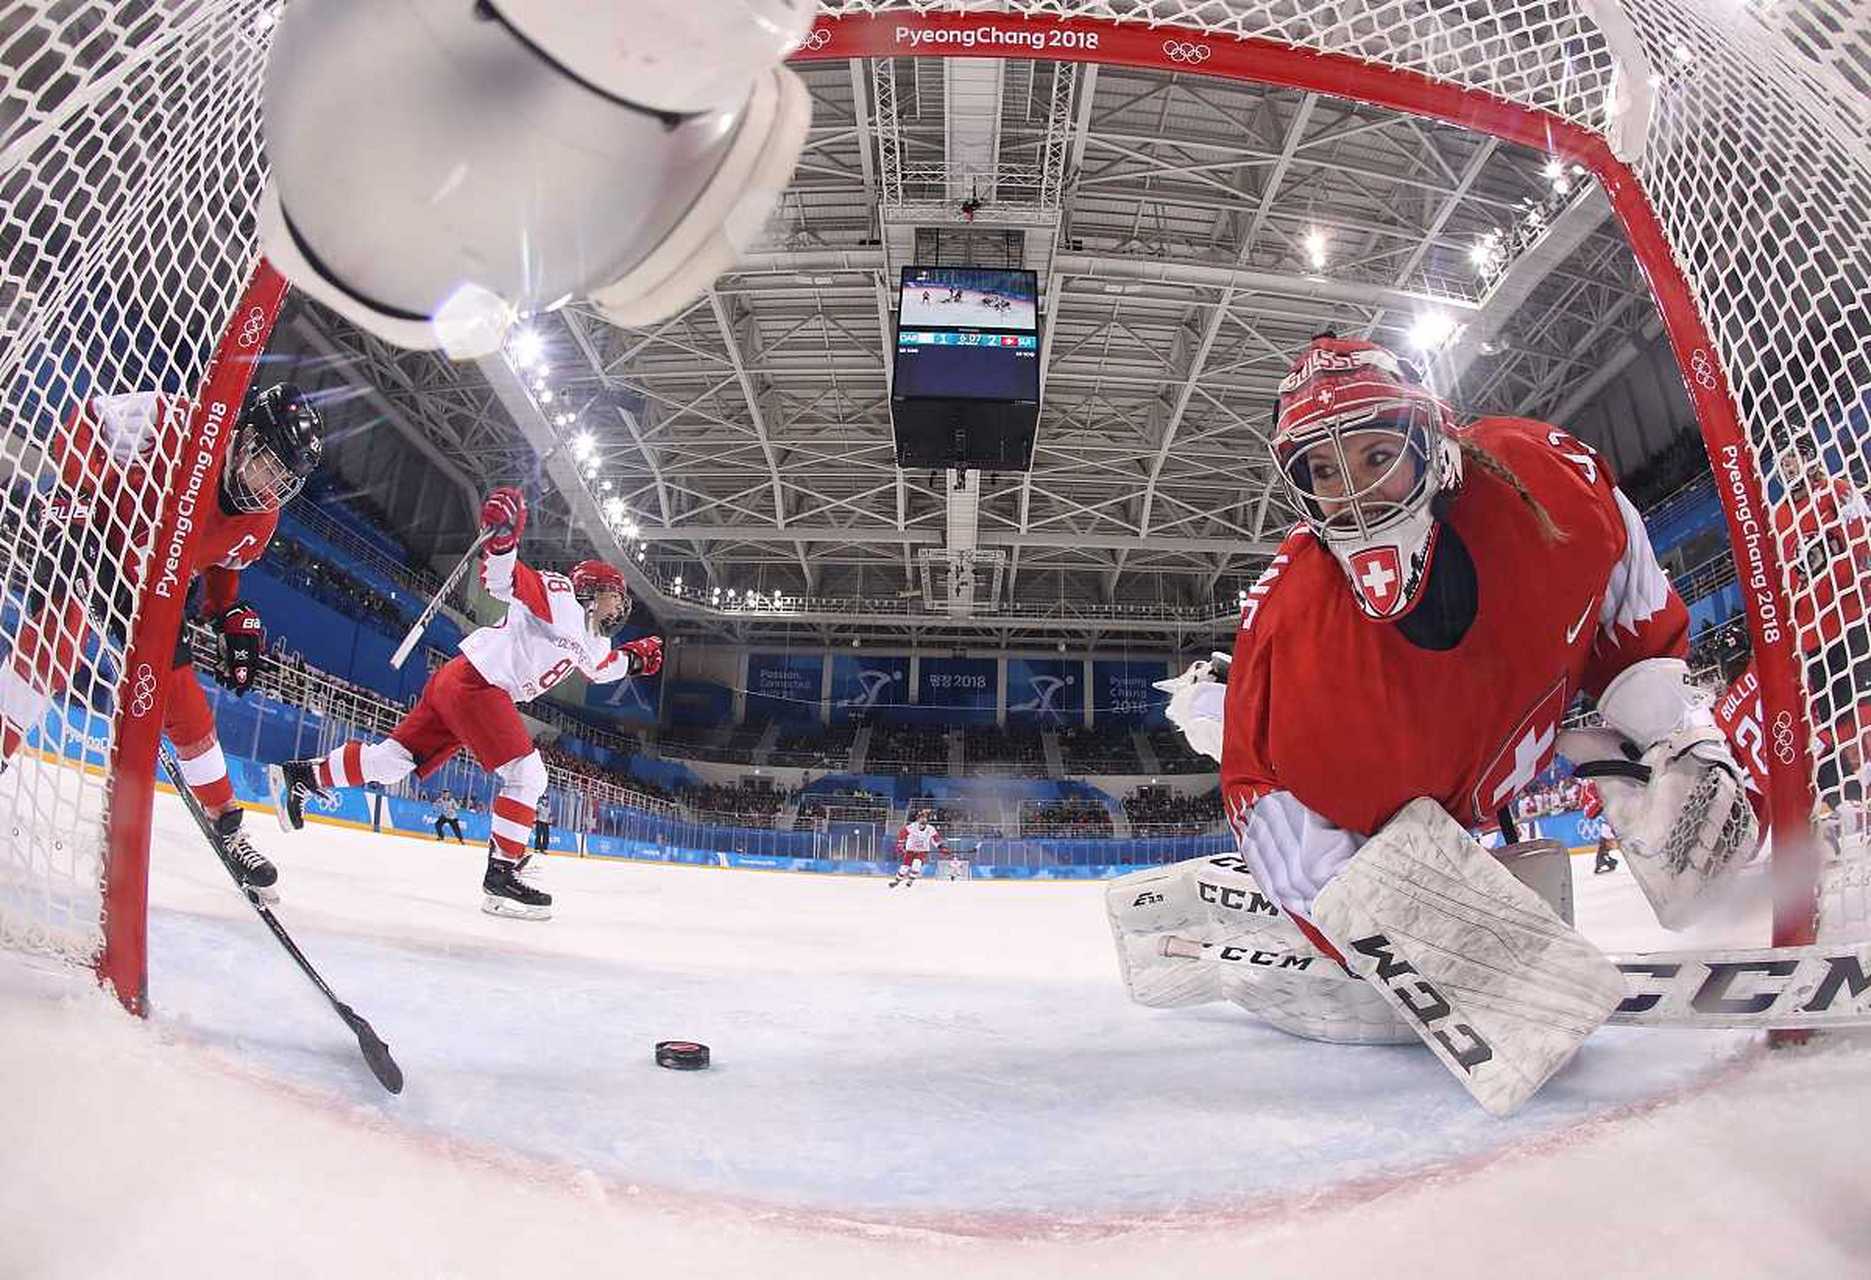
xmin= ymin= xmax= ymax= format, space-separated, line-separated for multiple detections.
xmin=1560 ymin=657 xmax=1759 ymax=930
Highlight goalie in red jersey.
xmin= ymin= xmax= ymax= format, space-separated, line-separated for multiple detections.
xmin=267 ymin=487 xmax=662 ymax=920
xmin=0 ymin=385 xmax=323 ymax=896
xmin=1107 ymin=334 xmax=1756 ymax=1116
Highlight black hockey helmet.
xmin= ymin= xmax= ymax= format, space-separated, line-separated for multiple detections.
xmin=226 ymin=382 xmax=323 ymax=513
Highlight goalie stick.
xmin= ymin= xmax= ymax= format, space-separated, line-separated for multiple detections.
xmin=1156 ymin=934 xmax=1871 ymax=1032
xmin=156 ymin=744 xmax=405 ymax=1094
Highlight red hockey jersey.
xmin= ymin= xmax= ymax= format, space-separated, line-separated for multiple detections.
xmin=1773 ymin=473 xmax=1871 ymax=652
xmin=1221 ymin=418 xmax=1689 ymax=841
xmin=52 ymin=391 xmax=277 ymax=614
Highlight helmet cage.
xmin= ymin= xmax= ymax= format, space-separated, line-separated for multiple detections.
xmin=225 ymin=423 xmax=314 ymax=514
xmin=1275 ymin=398 xmax=1440 ymax=548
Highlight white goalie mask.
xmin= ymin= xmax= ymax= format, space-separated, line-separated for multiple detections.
xmin=1273 ymin=338 xmax=1464 ymax=621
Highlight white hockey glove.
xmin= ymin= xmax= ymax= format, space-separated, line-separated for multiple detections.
xmin=1560 ymin=658 xmax=1759 ymax=930
xmin=1152 ymin=652 xmax=1230 ymax=762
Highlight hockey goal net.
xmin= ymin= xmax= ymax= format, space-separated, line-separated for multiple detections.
xmin=1 ymin=0 xmax=1865 ymax=1010
xmin=0 ymin=1 xmax=285 ymax=1011
xmin=810 ymin=0 xmax=1870 ymax=948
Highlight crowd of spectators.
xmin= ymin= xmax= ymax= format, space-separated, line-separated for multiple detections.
xmin=1515 ymin=776 xmax=1589 ymax=820
xmin=1059 ymin=725 xmax=1140 ymax=775
xmin=867 ymin=722 xmax=950 ymax=769
xmin=680 ymin=780 xmax=788 ymax=827
xmin=796 ymin=788 xmax=891 ymax=826
xmin=1147 ymin=728 xmax=1214 ymax=774
xmin=260 ymin=535 xmax=408 ymax=637
xmin=1123 ymin=785 xmax=1224 ymax=834
xmin=1019 ymin=798 xmax=1114 ymax=838
xmin=772 ymin=724 xmax=856 ymax=769
xmin=1618 ymin=427 xmax=1711 ymax=511
xmin=1688 ymin=616 xmax=1752 ymax=682
xmin=904 ymin=796 xmax=1003 ymax=837
xmin=963 ymin=725 xmax=1046 ymax=771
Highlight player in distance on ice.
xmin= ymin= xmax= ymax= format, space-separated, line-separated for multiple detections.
xmin=889 ymin=809 xmax=945 ymax=888
xmin=268 ymin=488 xmax=662 ymax=920
xmin=1 ymin=384 xmax=324 ymax=896
xmin=1116 ymin=334 xmax=1758 ymax=1116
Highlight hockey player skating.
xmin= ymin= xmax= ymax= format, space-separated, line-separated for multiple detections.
xmin=1 ymin=385 xmax=324 ymax=896
xmin=889 ymin=809 xmax=943 ymax=888
xmin=1583 ymin=783 xmax=1621 ymax=874
xmin=1112 ymin=334 xmax=1757 ymax=1115
xmin=268 ymin=487 xmax=661 ymax=919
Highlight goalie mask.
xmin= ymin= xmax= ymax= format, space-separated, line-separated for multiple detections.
xmin=572 ymin=560 xmax=631 ymax=635
xmin=225 ymin=383 xmax=323 ymax=514
xmin=1273 ymin=337 xmax=1463 ymax=621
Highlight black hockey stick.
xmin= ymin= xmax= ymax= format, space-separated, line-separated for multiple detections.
xmin=389 ymin=438 xmax=569 ymax=670
xmin=157 ymin=745 xmax=405 ymax=1094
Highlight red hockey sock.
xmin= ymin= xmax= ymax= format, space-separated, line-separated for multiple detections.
xmin=320 ymin=741 xmax=364 ymax=789
xmin=490 ymin=795 xmax=535 ymax=862
xmin=175 ymin=743 xmax=236 ymax=812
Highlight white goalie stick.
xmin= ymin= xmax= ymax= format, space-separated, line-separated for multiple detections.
xmin=1156 ymin=934 xmax=1871 ymax=1032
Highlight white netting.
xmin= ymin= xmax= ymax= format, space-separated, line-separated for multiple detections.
xmin=2 ymin=0 xmax=1865 ymax=966
xmin=0 ymin=1 xmax=276 ymax=963
xmin=832 ymin=0 xmax=1871 ymax=937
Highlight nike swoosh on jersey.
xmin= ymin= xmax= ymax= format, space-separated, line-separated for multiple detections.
xmin=1565 ymin=598 xmax=1598 ymax=644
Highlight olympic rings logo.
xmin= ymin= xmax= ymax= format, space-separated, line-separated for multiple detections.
xmin=1163 ymin=39 xmax=1211 ymax=64
xmin=237 ymin=306 xmax=268 ymax=348
xmin=801 ymin=27 xmax=831 ymax=52
xmin=1689 ymin=348 xmax=1718 ymax=391
xmin=128 ymin=663 xmax=158 ymax=719
xmin=1770 ymin=710 xmax=1798 ymax=765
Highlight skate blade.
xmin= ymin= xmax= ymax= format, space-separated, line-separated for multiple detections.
xmin=244 ymin=884 xmax=281 ymax=908
xmin=482 ymin=894 xmax=551 ymax=921
xmin=264 ymin=767 xmax=303 ymax=834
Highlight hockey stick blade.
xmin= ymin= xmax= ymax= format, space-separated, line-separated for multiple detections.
xmin=333 ymin=999 xmax=405 ymax=1094
xmin=158 ymin=747 xmax=405 ymax=1094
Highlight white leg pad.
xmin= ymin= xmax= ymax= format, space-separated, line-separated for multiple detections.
xmin=1310 ymin=798 xmax=1626 ymax=1116
xmin=1106 ymin=856 xmax=1413 ymax=1042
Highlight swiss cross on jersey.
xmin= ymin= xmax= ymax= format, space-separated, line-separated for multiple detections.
xmin=1349 ymin=546 xmax=1403 ymax=614
xmin=1470 ymin=678 xmax=1568 ymax=822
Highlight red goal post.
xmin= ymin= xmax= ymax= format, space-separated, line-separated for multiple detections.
xmin=798 ymin=2 xmax=1871 ymax=949
xmin=0 ymin=2 xmax=287 ymax=1013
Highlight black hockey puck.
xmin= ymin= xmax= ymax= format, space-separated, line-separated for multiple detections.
xmin=655 ymin=1040 xmax=711 ymax=1071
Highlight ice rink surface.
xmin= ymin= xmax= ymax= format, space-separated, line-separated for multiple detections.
xmin=3 ymin=793 xmax=1869 ymax=1278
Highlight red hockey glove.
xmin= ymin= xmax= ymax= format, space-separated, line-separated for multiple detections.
xmin=619 ymin=635 xmax=663 ymax=677
xmin=212 ymin=602 xmax=263 ymax=695
xmin=480 ymin=486 xmax=527 ymax=554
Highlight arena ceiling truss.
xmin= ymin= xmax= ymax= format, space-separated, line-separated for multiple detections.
xmin=285 ymin=9 xmax=1671 ymax=653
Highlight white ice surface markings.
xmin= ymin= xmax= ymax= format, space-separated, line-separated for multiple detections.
xmin=3 ymin=792 xmax=1869 ymax=1277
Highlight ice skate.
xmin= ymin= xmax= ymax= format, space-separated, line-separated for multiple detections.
xmin=483 ymin=853 xmax=552 ymax=920
xmin=214 ymin=809 xmax=279 ymax=903
xmin=268 ymin=759 xmax=330 ymax=832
